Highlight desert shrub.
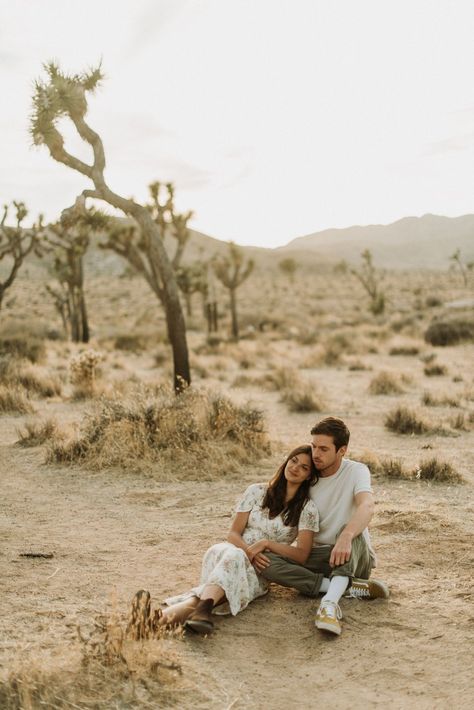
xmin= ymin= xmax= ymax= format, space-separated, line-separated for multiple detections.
xmin=424 ymin=318 xmax=474 ymax=346
xmin=421 ymin=392 xmax=459 ymax=408
xmin=258 ymin=367 xmax=300 ymax=391
xmin=47 ymin=386 xmax=270 ymax=476
xmin=425 ymin=296 xmax=442 ymax=308
xmin=15 ymin=367 xmax=62 ymax=397
xmin=420 ymin=352 xmax=436 ymax=364
xmin=389 ymin=346 xmax=419 ymax=356
xmin=0 ymin=385 xmax=35 ymax=414
xmin=347 ymin=359 xmax=370 ymax=371
xmin=369 ymin=371 xmax=404 ymax=395
xmin=0 ymin=609 xmax=185 ymax=709
xmin=70 ymin=350 xmax=104 ymax=399
xmin=414 ymin=458 xmax=463 ymax=483
xmin=280 ymin=384 xmax=325 ymax=413
xmin=424 ymin=364 xmax=447 ymax=377
xmin=450 ymin=413 xmax=469 ymax=431
xmin=0 ymin=333 xmax=46 ymax=363
xmin=384 ymin=406 xmax=431 ymax=435
xmin=16 ymin=417 xmax=58 ymax=446
xmin=114 ymin=333 xmax=152 ymax=353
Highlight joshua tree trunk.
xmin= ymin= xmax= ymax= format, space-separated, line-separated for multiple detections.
xmin=230 ymin=288 xmax=238 ymax=339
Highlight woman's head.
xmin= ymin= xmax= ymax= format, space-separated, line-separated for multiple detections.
xmin=262 ymin=445 xmax=318 ymax=527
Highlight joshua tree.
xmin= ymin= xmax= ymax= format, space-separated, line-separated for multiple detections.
xmin=0 ymin=201 xmax=43 ymax=309
xmin=213 ymin=242 xmax=254 ymax=340
xmin=43 ymin=210 xmax=106 ymax=342
xmin=31 ymin=62 xmax=190 ymax=391
xmin=175 ymin=261 xmax=208 ymax=317
xmin=350 ymin=249 xmax=385 ymax=315
xmin=449 ymin=249 xmax=473 ymax=287
xmin=278 ymin=257 xmax=298 ymax=283
xmin=147 ymin=181 xmax=193 ymax=269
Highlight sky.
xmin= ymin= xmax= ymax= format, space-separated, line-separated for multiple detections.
xmin=1 ymin=0 xmax=473 ymax=247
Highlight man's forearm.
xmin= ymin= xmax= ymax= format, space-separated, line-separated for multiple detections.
xmin=341 ymin=501 xmax=374 ymax=540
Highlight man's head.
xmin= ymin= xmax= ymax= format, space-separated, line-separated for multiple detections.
xmin=310 ymin=417 xmax=350 ymax=476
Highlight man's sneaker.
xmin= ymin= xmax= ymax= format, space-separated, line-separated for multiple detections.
xmin=345 ymin=578 xmax=389 ymax=600
xmin=315 ymin=600 xmax=342 ymax=635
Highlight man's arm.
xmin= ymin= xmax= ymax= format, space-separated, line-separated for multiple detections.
xmin=329 ymin=491 xmax=374 ymax=567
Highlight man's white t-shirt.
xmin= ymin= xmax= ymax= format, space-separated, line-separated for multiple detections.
xmin=309 ymin=458 xmax=376 ymax=564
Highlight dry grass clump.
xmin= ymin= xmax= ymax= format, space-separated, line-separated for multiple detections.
xmin=0 ymin=609 xmax=186 ymax=709
xmin=47 ymin=385 xmax=270 ymax=476
xmin=424 ymin=318 xmax=474 ymax=346
xmin=70 ymin=349 xmax=105 ymax=399
xmin=414 ymin=458 xmax=463 ymax=483
xmin=0 ymin=330 xmax=46 ymax=363
xmin=389 ymin=346 xmax=420 ymax=356
xmin=384 ymin=406 xmax=432 ymax=435
xmin=424 ymin=364 xmax=447 ymax=377
xmin=15 ymin=417 xmax=58 ymax=447
xmin=0 ymin=385 xmax=34 ymax=414
xmin=280 ymin=383 xmax=325 ymax=413
xmin=422 ymin=392 xmax=459 ymax=407
xmin=0 ymin=356 xmax=62 ymax=398
xmin=369 ymin=371 xmax=404 ymax=395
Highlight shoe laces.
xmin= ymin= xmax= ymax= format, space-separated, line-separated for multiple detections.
xmin=348 ymin=585 xmax=370 ymax=598
xmin=319 ymin=601 xmax=342 ymax=620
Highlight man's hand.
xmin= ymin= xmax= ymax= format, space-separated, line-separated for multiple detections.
xmin=330 ymin=532 xmax=353 ymax=567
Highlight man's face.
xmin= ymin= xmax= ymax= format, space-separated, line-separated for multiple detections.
xmin=311 ymin=434 xmax=346 ymax=475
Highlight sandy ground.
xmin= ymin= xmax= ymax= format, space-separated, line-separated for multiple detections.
xmin=1 ymin=337 xmax=474 ymax=709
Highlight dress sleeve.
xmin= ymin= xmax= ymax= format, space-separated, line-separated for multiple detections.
xmin=298 ymin=500 xmax=319 ymax=532
xmin=235 ymin=483 xmax=265 ymax=512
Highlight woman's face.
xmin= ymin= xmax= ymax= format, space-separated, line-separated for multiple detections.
xmin=284 ymin=452 xmax=312 ymax=484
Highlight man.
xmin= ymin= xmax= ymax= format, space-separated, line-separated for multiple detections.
xmin=257 ymin=417 xmax=388 ymax=636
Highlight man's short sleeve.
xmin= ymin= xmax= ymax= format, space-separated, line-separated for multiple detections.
xmin=298 ymin=500 xmax=320 ymax=532
xmin=353 ymin=463 xmax=373 ymax=495
xmin=235 ymin=483 xmax=265 ymax=512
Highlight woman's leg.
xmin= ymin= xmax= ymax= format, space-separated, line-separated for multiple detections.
xmin=184 ymin=584 xmax=226 ymax=634
xmin=158 ymin=596 xmax=199 ymax=626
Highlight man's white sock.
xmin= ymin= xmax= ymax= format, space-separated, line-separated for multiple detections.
xmin=321 ymin=576 xmax=349 ymax=605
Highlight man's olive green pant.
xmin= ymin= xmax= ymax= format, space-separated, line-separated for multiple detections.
xmin=260 ymin=533 xmax=373 ymax=598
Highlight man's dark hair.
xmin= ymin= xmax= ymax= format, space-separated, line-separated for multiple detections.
xmin=310 ymin=417 xmax=350 ymax=451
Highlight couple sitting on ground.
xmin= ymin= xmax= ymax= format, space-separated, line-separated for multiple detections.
xmin=130 ymin=417 xmax=388 ymax=637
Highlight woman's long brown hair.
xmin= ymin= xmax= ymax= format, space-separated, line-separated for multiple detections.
xmin=261 ymin=445 xmax=318 ymax=528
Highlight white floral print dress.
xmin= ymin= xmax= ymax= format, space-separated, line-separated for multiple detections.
xmin=164 ymin=483 xmax=319 ymax=616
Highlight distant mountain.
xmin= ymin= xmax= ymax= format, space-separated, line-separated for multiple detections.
xmin=279 ymin=214 xmax=474 ymax=269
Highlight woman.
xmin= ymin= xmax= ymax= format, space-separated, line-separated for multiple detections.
xmin=131 ymin=445 xmax=319 ymax=636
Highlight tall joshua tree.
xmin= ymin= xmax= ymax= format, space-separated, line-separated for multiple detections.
xmin=213 ymin=242 xmax=254 ymax=340
xmin=31 ymin=62 xmax=190 ymax=391
xmin=0 ymin=201 xmax=43 ymax=309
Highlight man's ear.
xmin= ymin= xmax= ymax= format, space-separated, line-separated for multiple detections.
xmin=338 ymin=445 xmax=347 ymax=457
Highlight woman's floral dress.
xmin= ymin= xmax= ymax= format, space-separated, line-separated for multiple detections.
xmin=164 ymin=483 xmax=319 ymax=616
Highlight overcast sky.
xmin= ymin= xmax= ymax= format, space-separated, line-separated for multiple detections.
xmin=1 ymin=0 xmax=473 ymax=247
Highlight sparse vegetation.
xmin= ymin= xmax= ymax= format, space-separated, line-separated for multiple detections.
xmin=16 ymin=417 xmax=58 ymax=446
xmin=421 ymin=391 xmax=459 ymax=408
xmin=350 ymin=249 xmax=386 ymax=315
xmin=424 ymin=364 xmax=447 ymax=377
xmin=213 ymin=242 xmax=254 ymax=340
xmin=0 ymin=385 xmax=34 ymax=414
xmin=69 ymin=349 xmax=104 ymax=399
xmin=369 ymin=371 xmax=404 ymax=395
xmin=414 ymin=458 xmax=463 ymax=483
xmin=384 ymin=406 xmax=432 ymax=435
xmin=389 ymin=346 xmax=419 ymax=356
xmin=424 ymin=318 xmax=474 ymax=346
xmin=47 ymin=386 xmax=270 ymax=475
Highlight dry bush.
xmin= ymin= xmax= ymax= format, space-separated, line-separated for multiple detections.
xmin=347 ymin=359 xmax=371 ymax=371
xmin=47 ymin=385 xmax=270 ymax=476
xmin=356 ymin=450 xmax=411 ymax=480
xmin=15 ymin=417 xmax=58 ymax=447
xmin=424 ymin=364 xmax=447 ymax=377
xmin=450 ymin=413 xmax=469 ymax=431
xmin=70 ymin=350 xmax=105 ymax=399
xmin=424 ymin=318 xmax=474 ymax=346
xmin=0 ymin=385 xmax=34 ymax=414
xmin=280 ymin=383 xmax=325 ymax=413
xmin=114 ymin=332 xmax=154 ymax=353
xmin=414 ymin=458 xmax=463 ymax=483
xmin=369 ymin=371 xmax=404 ymax=395
xmin=389 ymin=346 xmax=419 ymax=356
xmin=0 ymin=357 xmax=62 ymax=398
xmin=422 ymin=392 xmax=459 ymax=408
xmin=0 ymin=610 xmax=186 ymax=709
xmin=0 ymin=327 xmax=46 ymax=363
xmin=384 ymin=406 xmax=432 ymax=435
